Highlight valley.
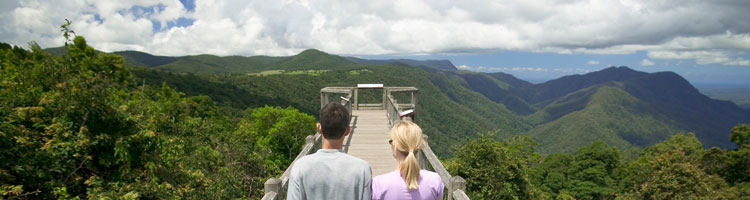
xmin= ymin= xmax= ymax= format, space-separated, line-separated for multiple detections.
xmin=118 ymin=48 xmax=750 ymax=156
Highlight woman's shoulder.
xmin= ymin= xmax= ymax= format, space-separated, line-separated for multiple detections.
xmin=419 ymin=170 xmax=440 ymax=178
xmin=373 ymin=170 xmax=401 ymax=183
xmin=419 ymin=170 xmax=443 ymax=184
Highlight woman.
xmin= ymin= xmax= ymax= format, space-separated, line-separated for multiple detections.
xmin=372 ymin=121 xmax=444 ymax=200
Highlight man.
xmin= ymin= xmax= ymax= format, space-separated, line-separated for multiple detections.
xmin=287 ymin=102 xmax=372 ymax=200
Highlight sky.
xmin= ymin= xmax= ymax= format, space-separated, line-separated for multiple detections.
xmin=1 ymin=0 xmax=749 ymax=87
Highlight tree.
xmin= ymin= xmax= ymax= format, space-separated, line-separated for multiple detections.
xmin=724 ymin=124 xmax=750 ymax=185
xmin=729 ymin=124 xmax=750 ymax=148
xmin=618 ymin=150 xmax=736 ymax=199
xmin=1 ymin=30 xmax=313 ymax=198
xmin=531 ymin=153 xmax=573 ymax=196
xmin=568 ymin=141 xmax=619 ymax=199
xmin=246 ymin=106 xmax=316 ymax=166
xmin=447 ymin=134 xmax=545 ymax=199
xmin=617 ymin=133 xmax=737 ymax=199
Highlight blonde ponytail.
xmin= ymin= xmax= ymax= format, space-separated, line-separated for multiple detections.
xmin=402 ymin=150 xmax=420 ymax=190
xmin=390 ymin=121 xmax=425 ymax=190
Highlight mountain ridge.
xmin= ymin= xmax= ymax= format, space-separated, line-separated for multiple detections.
xmin=43 ymin=47 xmax=750 ymax=154
xmin=347 ymin=57 xmax=458 ymax=70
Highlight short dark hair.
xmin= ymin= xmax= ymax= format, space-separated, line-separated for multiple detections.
xmin=319 ymin=102 xmax=350 ymax=139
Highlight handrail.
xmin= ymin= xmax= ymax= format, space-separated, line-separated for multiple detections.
xmin=382 ymin=89 xmax=469 ymax=200
xmin=263 ymin=86 xmax=469 ymax=200
xmin=417 ymin=135 xmax=469 ymax=200
xmin=343 ymin=116 xmax=358 ymax=153
xmin=321 ymin=86 xmax=418 ymax=111
xmin=262 ymin=133 xmax=322 ymax=200
xmin=320 ymin=88 xmax=353 ymax=113
xmin=386 ymin=94 xmax=401 ymax=126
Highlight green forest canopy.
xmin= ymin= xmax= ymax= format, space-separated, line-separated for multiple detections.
xmin=2 ymin=33 xmax=749 ymax=199
xmin=1 ymin=36 xmax=315 ymax=199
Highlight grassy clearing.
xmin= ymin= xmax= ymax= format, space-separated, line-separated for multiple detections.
xmin=349 ymin=69 xmax=373 ymax=75
xmin=248 ymin=70 xmax=330 ymax=76
xmin=287 ymin=70 xmax=330 ymax=76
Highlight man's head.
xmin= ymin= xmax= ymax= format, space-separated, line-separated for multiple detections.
xmin=318 ymin=102 xmax=350 ymax=140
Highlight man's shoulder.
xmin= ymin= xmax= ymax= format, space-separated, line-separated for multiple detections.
xmin=291 ymin=153 xmax=312 ymax=166
xmin=295 ymin=150 xmax=370 ymax=168
xmin=339 ymin=153 xmax=370 ymax=167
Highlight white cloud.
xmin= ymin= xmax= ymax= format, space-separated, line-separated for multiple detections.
xmin=648 ymin=50 xmax=750 ymax=66
xmin=641 ymin=59 xmax=655 ymax=66
xmin=587 ymin=60 xmax=600 ymax=65
xmin=0 ymin=0 xmax=749 ymax=65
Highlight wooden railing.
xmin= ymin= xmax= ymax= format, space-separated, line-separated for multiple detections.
xmin=415 ymin=134 xmax=469 ymax=200
xmin=320 ymin=87 xmax=354 ymax=113
xmin=383 ymin=89 xmax=470 ymax=200
xmin=261 ymin=133 xmax=322 ymax=200
xmin=385 ymin=88 xmax=417 ymax=125
xmin=262 ymin=86 xmax=470 ymax=200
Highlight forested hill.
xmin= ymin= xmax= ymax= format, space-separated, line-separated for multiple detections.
xmin=96 ymin=48 xmax=457 ymax=73
xmin=4 ymin=37 xmax=749 ymax=199
xmin=346 ymin=57 xmax=457 ymax=70
xmin=92 ymin=48 xmax=750 ymax=155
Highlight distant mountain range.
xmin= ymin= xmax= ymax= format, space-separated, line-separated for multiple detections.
xmin=346 ymin=57 xmax=457 ymax=70
xmin=457 ymin=66 xmax=748 ymax=152
xmin=42 ymin=47 xmax=457 ymax=73
xmin=45 ymin=47 xmax=750 ymax=155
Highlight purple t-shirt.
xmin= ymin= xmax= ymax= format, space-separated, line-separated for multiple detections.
xmin=371 ymin=170 xmax=444 ymax=200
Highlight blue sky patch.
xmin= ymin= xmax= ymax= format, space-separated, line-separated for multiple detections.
xmin=179 ymin=0 xmax=195 ymax=12
xmin=361 ymin=51 xmax=750 ymax=87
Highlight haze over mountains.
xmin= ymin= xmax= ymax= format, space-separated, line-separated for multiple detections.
xmin=50 ymin=47 xmax=750 ymax=155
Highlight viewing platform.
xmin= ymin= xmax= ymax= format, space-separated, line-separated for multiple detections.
xmin=345 ymin=109 xmax=395 ymax=176
xmin=262 ymin=85 xmax=470 ymax=200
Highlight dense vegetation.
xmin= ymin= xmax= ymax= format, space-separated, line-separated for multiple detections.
xmin=3 ymin=25 xmax=750 ymax=199
xmin=1 ymin=36 xmax=315 ymax=198
xmin=123 ymin=48 xmax=750 ymax=155
xmin=447 ymin=127 xmax=750 ymax=199
xmin=129 ymin=57 xmax=531 ymax=157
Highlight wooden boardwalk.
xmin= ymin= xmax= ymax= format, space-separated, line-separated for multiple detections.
xmin=345 ymin=109 xmax=396 ymax=176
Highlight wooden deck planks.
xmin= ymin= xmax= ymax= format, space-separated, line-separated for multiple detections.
xmin=346 ymin=109 xmax=397 ymax=176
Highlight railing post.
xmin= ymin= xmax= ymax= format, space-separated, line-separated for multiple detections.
xmin=418 ymin=135 xmax=429 ymax=170
xmin=320 ymin=91 xmax=325 ymax=109
xmin=451 ymin=176 xmax=466 ymax=193
xmin=447 ymin=176 xmax=466 ymax=200
xmin=306 ymin=134 xmax=315 ymax=145
xmin=388 ymin=96 xmax=401 ymax=123
xmin=411 ymin=90 xmax=418 ymax=122
xmin=264 ymin=178 xmax=281 ymax=200
xmin=382 ymin=88 xmax=387 ymax=109
xmin=411 ymin=91 xmax=416 ymax=105
xmin=353 ymin=88 xmax=358 ymax=110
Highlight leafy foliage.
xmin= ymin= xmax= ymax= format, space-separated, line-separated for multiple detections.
xmin=448 ymin=128 xmax=750 ymax=200
xmin=447 ymin=134 xmax=545 ymax=199
xmin=98 ymin=45 xmax=750 ymax=156
xmin=730 ymin=124 xmax=750 ymax=148
xmin=0 ymin=36 xmax=313 ymax=199
xmin=4 ymin=24 xmax=750 ymax=199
